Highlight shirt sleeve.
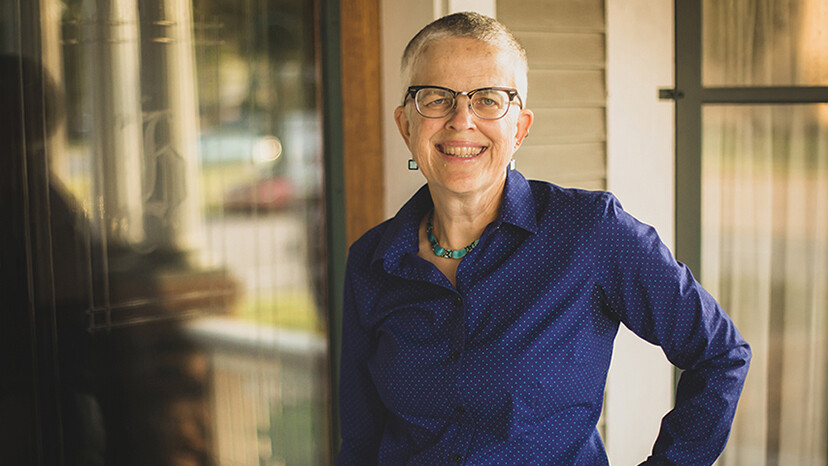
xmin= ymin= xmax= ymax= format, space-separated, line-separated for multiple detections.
xmin=337 ymin=265 xmax=386 ymax=465
xmin=597 ymin=194 xmax=751 ymax=465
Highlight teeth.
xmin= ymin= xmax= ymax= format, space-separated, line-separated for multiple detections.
xmin=442 ymin=145 xmax=484 ymax=157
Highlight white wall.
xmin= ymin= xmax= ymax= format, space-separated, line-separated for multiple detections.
xmin=381 ymin=0 xmax=431 ymax=218
xmin=379 ymin=1 xmax=677 ymax=463
xmin=605 ymin=0 xmax=675 ymax=464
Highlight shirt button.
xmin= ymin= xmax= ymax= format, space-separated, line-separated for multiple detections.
xmin=450 ymin=351 xmax=461 ymax=361
xmin=455 ymin=406 xmax=466 ymax=414
xmin=452 ymin=453 xmax=462 ymax=463
xmin=455 ymin=296 xmax=462 ymax=305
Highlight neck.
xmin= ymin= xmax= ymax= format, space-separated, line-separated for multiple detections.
xmin=428 ymin=178 xmax=505 ymax=250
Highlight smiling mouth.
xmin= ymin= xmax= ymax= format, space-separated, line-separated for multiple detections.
xmin=438 ymin=145 xmax=487 ymax=158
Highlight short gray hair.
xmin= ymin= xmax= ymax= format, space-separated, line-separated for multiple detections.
xmin=400 ymin=11 xmax=528 ymax=102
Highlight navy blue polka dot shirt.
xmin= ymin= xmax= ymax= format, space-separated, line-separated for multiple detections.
xmin=338 ymin=170 xmax=750 ymax=465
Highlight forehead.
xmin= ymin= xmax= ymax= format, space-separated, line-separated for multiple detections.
xmin=410 ymin=37 xmax=519 ymax=89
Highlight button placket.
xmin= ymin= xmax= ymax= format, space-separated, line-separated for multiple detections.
xmin=450 ymin=290 xmax=470 ymax=437
xmin=450 ymin=294 xmax=464 ymax=362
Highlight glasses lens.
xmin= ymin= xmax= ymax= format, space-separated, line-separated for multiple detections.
xmin=471 ymin=89 xmax=510 ymax=119
xmin=415 ymin=88 xmax=454 ymax=117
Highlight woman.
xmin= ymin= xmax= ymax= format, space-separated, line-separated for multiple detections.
xmin=339 ymin=12 xmax=750 ymax=465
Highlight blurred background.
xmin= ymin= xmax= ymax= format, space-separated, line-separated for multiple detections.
xmin=2 ymin=0 xmax=330 ymax=464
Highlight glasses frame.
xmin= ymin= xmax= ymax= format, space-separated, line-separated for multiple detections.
xmin=404 ymin=85 xmax=524 ymax=120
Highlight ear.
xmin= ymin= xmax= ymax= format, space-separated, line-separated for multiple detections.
xmin=394 ymin=105 xmax=412 ymax=149
xmin=513 ymin=108 xmax=534 ymax=149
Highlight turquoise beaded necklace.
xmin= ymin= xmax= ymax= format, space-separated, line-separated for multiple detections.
xmin=426 ymin=211 xmax=478 ymax=259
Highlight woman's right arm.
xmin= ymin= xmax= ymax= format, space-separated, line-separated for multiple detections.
xmin=337 ymin=267 xmax=385 ymax=465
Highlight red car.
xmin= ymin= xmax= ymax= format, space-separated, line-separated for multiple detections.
xmin=223 ymin=173 xmax=295 ymax=212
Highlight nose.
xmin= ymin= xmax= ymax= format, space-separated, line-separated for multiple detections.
xmin=446 ymin=95 xmax=476 ymax=130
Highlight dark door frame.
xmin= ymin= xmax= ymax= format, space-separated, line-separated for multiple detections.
xmin=322 ymin=0 xmax=386 ymax=457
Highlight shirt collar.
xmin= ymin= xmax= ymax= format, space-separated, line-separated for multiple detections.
xmin=371 ymin=169 xmax=538 ymax=272
xmin=498 ymin=169 xmax=539 ymax=235
xmin=371 ymin=183 xmax=431 ymax=272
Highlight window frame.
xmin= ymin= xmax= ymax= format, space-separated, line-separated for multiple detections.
xmin=672 ymin=0 xmax=828 ymax=276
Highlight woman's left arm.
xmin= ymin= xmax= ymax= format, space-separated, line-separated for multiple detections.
xmin=597 ymin=194 xmax=751 ymax=465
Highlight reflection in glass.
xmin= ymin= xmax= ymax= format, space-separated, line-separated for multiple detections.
xmin=702 ymin=104 xmax=828 ymax=465
xmin=703 ymin=0 xmax=828 ymax=87
xmin=2 ymin=0 xmax=329 ymax=463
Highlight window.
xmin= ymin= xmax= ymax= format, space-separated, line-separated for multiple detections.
xmin=674 ymin=1 xmax=828 ymax=463
xmin=2 ymin=0 xmax=333 ymax=463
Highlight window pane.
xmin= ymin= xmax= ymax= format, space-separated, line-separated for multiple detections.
xmin=3 ymin=0 xmax=329 ymax=463
xmin=702 ymin=0 xmax=828 ymax=87
xmin=702 ymin=104 xmax=828 ymax=465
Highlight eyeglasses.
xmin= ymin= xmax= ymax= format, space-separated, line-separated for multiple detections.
xmin=404 ymin=86 xmax=523 ymax=120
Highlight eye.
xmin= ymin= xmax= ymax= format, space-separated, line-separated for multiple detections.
xmin=473 ymin=91 xmax=506 ymax=108
xmin=417 ymin=88 xmax=453 ymax=105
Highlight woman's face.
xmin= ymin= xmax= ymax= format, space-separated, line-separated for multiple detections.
xmin=395 ymin=37 xmax=533 ymax=199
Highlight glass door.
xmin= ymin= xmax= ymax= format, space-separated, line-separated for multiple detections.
xmin=674 ymin=1 xmax=828 ymax=464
